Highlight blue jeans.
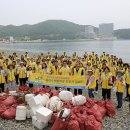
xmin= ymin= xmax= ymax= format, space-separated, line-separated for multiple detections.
xmin=116 ymin=92 xmax=123 ymax=108
xmin=88 ymin=89 xmax=94 ymax=98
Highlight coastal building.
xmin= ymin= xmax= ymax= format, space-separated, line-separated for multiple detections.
xmin=99 ymin=23 xmax=114 ymax=38
xmin=9 ymin=36 xmax=14 ymax=42
xmin=85 ymin=25 xmax=96 ymax=39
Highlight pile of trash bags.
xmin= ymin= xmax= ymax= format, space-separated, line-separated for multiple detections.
xmin=51 ymin=96 xmax=116 ymax=130
xmin=0 ymin=86 xmax=116 ymax=130
xmin=0 ymin=96 xmax=24 ymax=120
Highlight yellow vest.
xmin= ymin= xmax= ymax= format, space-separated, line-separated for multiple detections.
xmin=101 ymin=72 xmax=112 ymax=89
xmin=7 ymin=69 xmax=15 ymax=82
xmin=93 ymin=68 xmax=99 ymax=80
xmin=115 ymin=77 xmax=124 ymax=93
xmin=110 ymin=67 xmax=116 ymax=76
xmin=51 ymin=66 xmax=59 ymax=75
xmin=128 ymin=86 xmax=130 ymax=95
xmin=0 ymin=71 xmax=5 ymax=83
xmin=35 ymin=65 xmax=42 ymax=73
xmin=88 ymin=75 xmax=96 ymax=89
xmin=41 ymin=69 xmax=47 ymax=76
xmin=125 ymin=71 xmax=130 ymax=84
xmin=61 ymin=66 xmax=70 ymax=75
xmin=74 ymin=68 xmax=83 ymax=76
xmin=28 ymin=71 xmax=33 ymax=81
xmin=19 ymin=67 xmax=26 ymax=78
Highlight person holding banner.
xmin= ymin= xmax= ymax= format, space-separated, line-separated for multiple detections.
xmin=86 ymin=69 xmax=96 ymax=98
xmin=73 ymin=62 xmax=85 ymax=95
xmin=59 ymin=61 xmax=71 ymax=76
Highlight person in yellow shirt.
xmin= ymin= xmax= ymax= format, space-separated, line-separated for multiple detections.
xmin=51 ymin=60 xmax=60 ymax=75
xmin=93 ymin=64 xmax=100 ymax=93
xmin=114 ymin=70 xmax=125 ymax=109
xmin=0 ymin=66 xmax=5 ymax=92
xmin=18 ymin=62 xmax=27 ymax=86
xmin=59 ymin=61 xmax=71 ymax=76
xmin=34 ymin=60 xmax=42 ymax=73
xmin=72 ymin=62 xmax=85 ymax=95
xmin=125 ymin=66 xmax=130 ymax=100
xmin=7 ymin=64 xmax=16 ymax=91
xmin=101 ymin=66 xmax=113 ymax=100
xmin=27 ymin=66 xmax=33 ymax=88
xmin=86 ymin=69 xmax=96 ymax=98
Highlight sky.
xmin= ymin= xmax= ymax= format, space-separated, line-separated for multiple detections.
xmin=0 ymin=0 xmax=130 ymax=29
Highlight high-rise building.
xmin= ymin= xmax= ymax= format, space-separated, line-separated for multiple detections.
xmin=99 ymin=23 xmax=114 ymax=37
xmin=85 ymin=25 xmax=95 ymax=39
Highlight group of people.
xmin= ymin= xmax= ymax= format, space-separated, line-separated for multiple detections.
xmin=0 ymin=51 xmax=130 ymax=112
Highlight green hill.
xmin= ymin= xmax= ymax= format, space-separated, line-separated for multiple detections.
xmin=114 ymin=29 xmax=130 ymax=39
xmin=0 ymin=20 xmax=86 ymax=40
xmin=0 ymin=20 xmax=130 ymax=40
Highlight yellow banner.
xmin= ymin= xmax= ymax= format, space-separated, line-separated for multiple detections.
xmin=30 ymin=73 xmax=87 ymax=86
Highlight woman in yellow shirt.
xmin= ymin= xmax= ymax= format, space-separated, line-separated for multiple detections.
xmin=101 ymin=66 xmax=113 ymax=100
xmin=0 ymin=66 xmax=5 ymax=92
xmin=18 ymin=62 xmax=27 ymax=86
xmin=7 ymin=64 xmax=16 ymax=91
xmin=114 ymin=70 xmax=125 ymax=109
xmin=125 ymin=66 xmax=130 ymax=100
xmin=27 ymin=66 xmax=33 ymax=88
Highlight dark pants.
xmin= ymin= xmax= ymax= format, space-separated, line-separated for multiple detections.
xmin=129 ymin=95 xmax=130 ymax=108
xmin=29 ymin=83 xmax=33 ymax=88
xmin=112 ymin=76 xmax=115 ymax=83
xmin=0 ymin=83 xmax=5 ymax=92
xmin=67 ymin=88 xmax=70 ymax=91
xmin=15 ymin=74 xmax=19 ymax=85
xmin=126 ymin=83 xmax=129 ymax=98
xmin=116 ymin=92 xmax=123 ymax=108
xmin=95 ymin=80 xmax=98 ymax=91
xmin=74 ymin=89 xmax=82 ymax=95
xmin=88 ymin=89 xmax=94 ymax=98
xmin=19 ymin=78 xmax=26 ymax=86
xmin=102 ymin=88 xmax=111 ymax=100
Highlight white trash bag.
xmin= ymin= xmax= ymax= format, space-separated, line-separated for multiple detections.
xmin=59 ymin=90 xmax=73 ymax=101
xmin=72 ymin=95 xmax=86 ymax=106
xmin=46 ymin=96 xmax=63 ymax=112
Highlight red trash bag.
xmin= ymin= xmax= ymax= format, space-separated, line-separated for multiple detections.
xmin=87 ymin=104 xmax=105 ymax=122
xmin=64 ymin=101 xmax=73 ymax=109
xmin=67 ymin=120 xmax=80 ymax=130
xmin=0 ymin=96 xmax=7 ymax=102
xmin=51 ymin=89 xmax=59 ymax=96
xmin=0 ymin=104 xmax=7 ymax=116
xmin=51 ymin=113 xmax=58 ymax=124
xmin=76 ymin=113 xmax=86 ymax=130
xmin=1 ymin=107 xmax=16 ymax=120
xmin=2 ymin=96 xmax=16 ymax=106
xmin=51 ymin=117 xmax=68 ymax=130
xmin=85 ymin=97 xmax=96 ymax=108
xmin=96 ymin=100 xmax=106 ymax=107
xmin=16 ymin=97 xmax=25 ymax=105
xmin=105 ymin=100 xmax=116 ymax=117
xmin=85 ymin=115 xmax=102 ymax=130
